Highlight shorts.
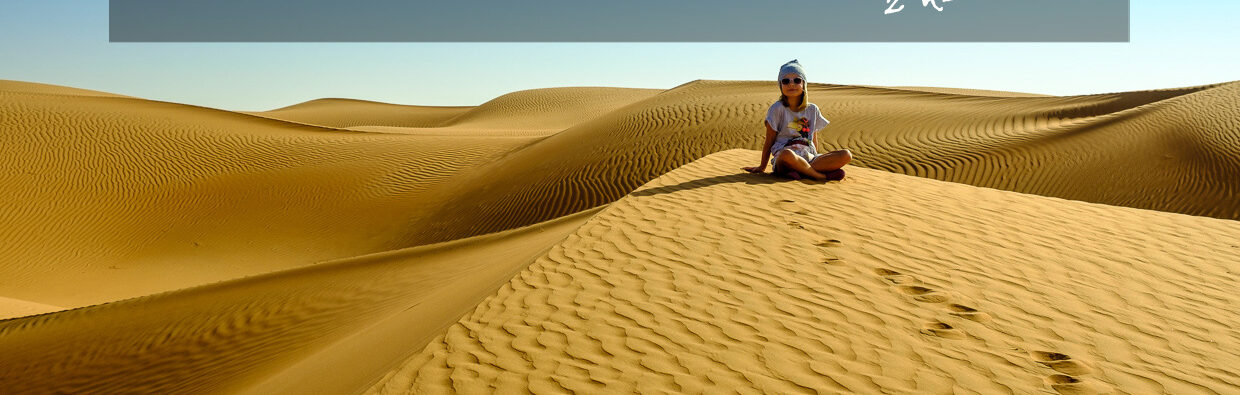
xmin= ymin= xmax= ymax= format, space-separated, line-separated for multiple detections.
xmin=771 ymin=144 xmax=819 ymax=173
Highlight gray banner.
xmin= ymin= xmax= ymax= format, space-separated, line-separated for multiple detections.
xmin=109 ymin=0 xmax=1130 ymax=42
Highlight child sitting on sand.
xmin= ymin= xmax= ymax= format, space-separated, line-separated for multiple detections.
xmin=743 ymin=59 xmax=852 ymax=181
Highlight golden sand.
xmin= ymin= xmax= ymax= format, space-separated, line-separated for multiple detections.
xmin=372 ymin=150 xmax=1240 ymax=394
xmin=1 ymin=78 xmax=1238 ymax=393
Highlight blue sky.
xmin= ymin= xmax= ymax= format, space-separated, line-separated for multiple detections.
xmin=1 ymin=1 xmax=1236 ymax=111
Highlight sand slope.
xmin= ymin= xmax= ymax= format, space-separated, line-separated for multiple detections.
xmin=401 ymin=79 xmax=1240 ymax=248
xmin=252 ymin=87 xmax=662 ymax=131
xmin=881 ymin=85 xmax=1055 ymax=97
xmin=372 ymin=149 xmax=1240 ymax=394
xmin=5 ymin=80 xmax=1237 ymax=305
xmin=0 ymin=208 xmax=597 ymax=394
xmin=0 ymin=79 xmax=136 ymax=98
xmin=248 ymin=98 xmax=474 ymax=128
xmin=836 ymin=81 xmax=1240 ymax=220
xmin=0 ymin=83 xmax=545 ymax=309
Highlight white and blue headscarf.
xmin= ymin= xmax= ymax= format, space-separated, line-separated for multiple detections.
xmin=777 ymin=59 xmax=808 ymax=112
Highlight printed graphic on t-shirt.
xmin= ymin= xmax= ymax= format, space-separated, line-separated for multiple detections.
xmin=786 ymin=116 xmax=811 ymax=144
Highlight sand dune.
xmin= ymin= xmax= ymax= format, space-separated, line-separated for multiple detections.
xmin=2 ymin=78 xmax=1239 ymax=393
xmin=247 ymin=98 xmax=474 ymax=128
xmin=399 ymin=79 xmax=1240 ymax=247
xmin=836 ymin=81 xmax=1240 ymax=220
xmin=426 ymin=87 xmax=663 ymax=130
xmin=0 ymin=208 xmax=596 ymax=394
xmin=371 ymin=149 xmax=1240 ymax=394
xmin=252 ymin=87 xmax=662 ymax=131
xmin=879 ymin=85 xmax=1055 ymax=97
xmin=0 ymin=83 xmax=538 ymax=309
xmin=0 ymin=79 xmax=136 ymax=98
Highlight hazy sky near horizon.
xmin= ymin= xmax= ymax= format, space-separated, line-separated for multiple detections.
xmin=1 ymin=1 xmax=1236 ymax=111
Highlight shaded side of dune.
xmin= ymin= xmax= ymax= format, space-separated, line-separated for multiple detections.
xmin=841 ymin=81 xmax=1240 ymax=220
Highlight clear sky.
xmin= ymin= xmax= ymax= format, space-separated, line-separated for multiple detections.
xmin=1 ymin=1 xmax=1236 ymax=111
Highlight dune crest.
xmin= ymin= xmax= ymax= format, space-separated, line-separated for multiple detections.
xmin=0 ymin=297 xmax=61 ymax=320
xmin=0 ymin=79 xmax=136 ymax=98
xmin=248 ymin=98 xmax=474 ymax=128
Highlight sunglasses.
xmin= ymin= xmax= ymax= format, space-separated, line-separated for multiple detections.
xmin=781 ymin=78 xmax=803 ymax=85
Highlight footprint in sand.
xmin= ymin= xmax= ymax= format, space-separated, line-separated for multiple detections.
xmin=772 ymin=199 xmax=808 ymax=215
xmin=1031 ymin=351 xmax=1092 ymax=375
xmin=873 ymin=268 xmax=919 ymax=285
xmin=920 ymin=321 xmax=966 ymax=339
xmin=946 ymin=304 xmax=992 ymax=322
xmin=813 ymin=239 xmax=843 ymax=248
xmin=786 ymin=220 xmax=807 ymax=230
xmin=815 ymin=239 xmax=845 ymax=265
xmin=898 ymin=285 xmax=951 ymax=303
xmin=1045 ymin=374 xmax=1094 ymax=395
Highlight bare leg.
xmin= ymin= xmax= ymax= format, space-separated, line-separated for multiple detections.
xmin=810 ymin=149 xmax=853 ymax=173
xmin=776 ymin=149 xmax=828 ymax=181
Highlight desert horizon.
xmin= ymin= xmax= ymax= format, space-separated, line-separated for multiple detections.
xmin=2 ymin=77 xmax=1239 ymax=394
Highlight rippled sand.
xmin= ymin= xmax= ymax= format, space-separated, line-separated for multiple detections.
xmin=2 ymin=79 xmax=1238 ymax=393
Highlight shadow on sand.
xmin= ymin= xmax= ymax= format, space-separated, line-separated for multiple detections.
xmin=629 ymin=171 xmax=839 ymax=199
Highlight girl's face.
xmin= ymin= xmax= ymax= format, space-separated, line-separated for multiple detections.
xmin=780 ymin=72 xmax=804 ymax=97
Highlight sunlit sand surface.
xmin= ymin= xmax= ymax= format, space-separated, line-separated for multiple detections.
xmin=2 ymin=78 xmax=1238 ymax=393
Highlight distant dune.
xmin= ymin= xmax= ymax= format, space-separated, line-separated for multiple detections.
xmin=246 ymin=97 xmax=475 ymax=128
xmin=875 ymin=85 xmax=1056 ymax=97
xmin=1 ymin=79 xmax=1238 ymax=393
xmin=0 ymin=79 xmax=137 ymax=98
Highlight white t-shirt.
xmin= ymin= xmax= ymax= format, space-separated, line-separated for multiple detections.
xmin=765 ymin=101 xmax=830 ymax=157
